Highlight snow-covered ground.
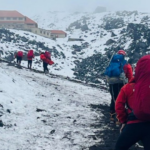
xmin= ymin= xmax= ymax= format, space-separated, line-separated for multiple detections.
xmin=0 ymin=62 xmax=110 ymax=150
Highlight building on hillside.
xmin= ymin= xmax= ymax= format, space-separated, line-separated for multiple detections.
xmin=31 ymin=28 xmax=51 ymax=38
xmin=0 ymin=10 xmax=67 ymax=39
xmin=50 ymin=30 xmax=67 ymax=39
xmin=31 ymin=29 xmax=67 ymax=39
xmin=0 ymin=10 xmax=37 ymax=29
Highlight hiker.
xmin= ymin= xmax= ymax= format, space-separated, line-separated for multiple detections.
xmin=40 ymin=51 xmax=54 ymax=73
xmin=115 ymin=55 xmax=150 ymax=150
xmin=104 ymin=50 xmax=133 ymax=124
xmin=14 ymin=51 xmax=23 ymax=65
xmin=27 ymin=50 xmax=34 ymax=69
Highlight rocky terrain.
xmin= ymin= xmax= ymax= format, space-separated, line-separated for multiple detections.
xmin=1 ymin=10 xmax=150 ymax=84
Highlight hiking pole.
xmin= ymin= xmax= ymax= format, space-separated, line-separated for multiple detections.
xmin=101 ymin=51 xmax=116 ymax=76
xmin=106 ymin=51 xmax=116 ymax=68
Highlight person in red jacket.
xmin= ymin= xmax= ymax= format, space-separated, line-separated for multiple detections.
xmin=108 ymin=50 xmax=133 ymax=123
xmin=115 ymin=55 xmax=150 ymax=150
xmin=40 ymin=51 xmax=54 ymax=73
xmin=14 ymin=51 xmax=23 ymax=65
xmin=27 ymin=50 xmax=34 ymax=69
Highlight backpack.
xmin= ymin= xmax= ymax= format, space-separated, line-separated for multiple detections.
xmin=44 ymin=51 xmax=51 ymax=59
xmin=27 ymin=50 xmax=33 ymax=58
xmin=132 ymin=55 xmax=150 ymax=121
xmin=105 ymin=54 xmax=127 ymax=78
xmin=17 ymin=51 xmax=23 ymax=57
xmin=49 ymin=60 xmax=54 ymax=65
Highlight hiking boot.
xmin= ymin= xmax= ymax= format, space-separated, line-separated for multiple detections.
xmin=136 ymin=141 xmax=144 ymax=148
xmin=116 ymin=121 xmax=121 ymax=127
xmin=110 ymin=113 xmax=116 ymax=124
xmin=110 ymin=118 xmax=115 ymax=124
xmin=44 ymin=70 xmax=49 ymax=74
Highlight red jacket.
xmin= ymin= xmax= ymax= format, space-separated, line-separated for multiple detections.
xmin=115 ymin=79 xmax=143 ymax=124
xmin=27 ymin=50 xmax=34 ymax=60
xmin=123 ymin=63 xmax=133 ymax=82
xmin=133 ymin=55 xmax=150 ymax=121
xmin=40 ymin=53 xmax=54 ymax=65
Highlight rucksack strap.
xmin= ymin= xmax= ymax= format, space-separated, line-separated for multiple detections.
xmin=128 ymin=112 xmax=137 ymax=121
xmin=125 ymin=101 xmax=138 ymax=121
xmin=126 ymin=103 xmax=138 ymax=121
xmin=126 ymin=102 xmax=132 ymax=111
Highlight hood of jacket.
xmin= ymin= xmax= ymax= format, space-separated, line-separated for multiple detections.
xmin=135 ymin=55 xmax=150 ymax=83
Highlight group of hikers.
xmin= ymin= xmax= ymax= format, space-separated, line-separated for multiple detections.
xmin=14 ymin=50 xmax=54 ymax=72
xmin=12 ymin=49 xmax=150 ymax=149
xmin=104 ymin=50 xmax=150 ymax=150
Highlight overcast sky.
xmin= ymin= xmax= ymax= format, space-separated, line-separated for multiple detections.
xmin=0 ymin=0 xmax=149 ymax=17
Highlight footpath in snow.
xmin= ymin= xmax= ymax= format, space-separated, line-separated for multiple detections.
xmin=0 ymin=62 xmax=143 ymax=150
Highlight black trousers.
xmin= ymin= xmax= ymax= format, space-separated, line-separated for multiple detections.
xmin=43 ymin=62 xmax=48 ymax=73
xmin=16 ymin=56 xmax=22 ymax=65
xmin=115 ymin=122 xmax=150 ymax=150
xmin=28 ymin=60 xmax=32 ymax=69
xmin=109 ymin=83 xmax=124 ymax=114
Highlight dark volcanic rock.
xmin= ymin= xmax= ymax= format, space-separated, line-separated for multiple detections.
xmin=103 ymin=17 xmax=124 ymax=30
xmin=111 ymin=32 xmax=117 ymax=37
xmin=73 ymin=53 xmax=108 ymax=84
xmin=105 ymin=39 xmax=116 ymax=45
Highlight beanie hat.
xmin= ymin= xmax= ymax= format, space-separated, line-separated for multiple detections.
xmin=117 ymin=50 xmax=126 ymax=56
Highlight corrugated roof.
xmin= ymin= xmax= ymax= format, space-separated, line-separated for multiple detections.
xmin=0 ymin=10 xmax=24 ymax=17
xmin=0 ymin=10 xmax=37 ymax=25
xmin=25 ymin=16 xmax=37 ymax=24
xmin=50 ymin=30 xmax=66 ymax=34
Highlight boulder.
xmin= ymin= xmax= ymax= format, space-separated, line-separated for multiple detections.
xmin=105 ymin=39 xmax=116 ymax=45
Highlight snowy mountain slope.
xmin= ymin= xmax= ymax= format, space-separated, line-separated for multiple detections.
xmin=1 ymin=10 xmax=150 ymax=84
xmin=0 ymin=62 xmax=110 ymax=150
xmin=0 ymin=28 xmax=79 ymax=77
xmin=33 ymin=10 xmax=150 ymax=57
xmin=33 ymin=11 xmax=90 ymax=30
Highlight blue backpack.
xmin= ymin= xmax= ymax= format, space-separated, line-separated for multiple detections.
xmin=105 ymin=54 xmax=127 ymax=78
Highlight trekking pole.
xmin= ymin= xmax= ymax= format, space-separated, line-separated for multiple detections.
xmin=94 ymin=51 xmax=117 ymax=91
xmin=106 ymin=51 xmax=116 ymax=67
xmin=96 ymin=51 xmax=116 ymax=78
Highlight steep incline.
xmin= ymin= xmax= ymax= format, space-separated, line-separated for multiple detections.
xmin=0 ymin=62 xmax=109 ymax=150
xmin=0 ymin=61 xmax=143 ymax=150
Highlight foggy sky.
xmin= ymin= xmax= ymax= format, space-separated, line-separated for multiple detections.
xmin=0 ymin=0 xmax=149 ymax=17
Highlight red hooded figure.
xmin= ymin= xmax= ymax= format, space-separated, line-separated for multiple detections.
xmin=27 ymin=50 xmax=34 ymax=69
xmin=115 ymin=55 xmax=150 ymax=150
xmin=40 ymin=51 xmax=54 ymax=73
